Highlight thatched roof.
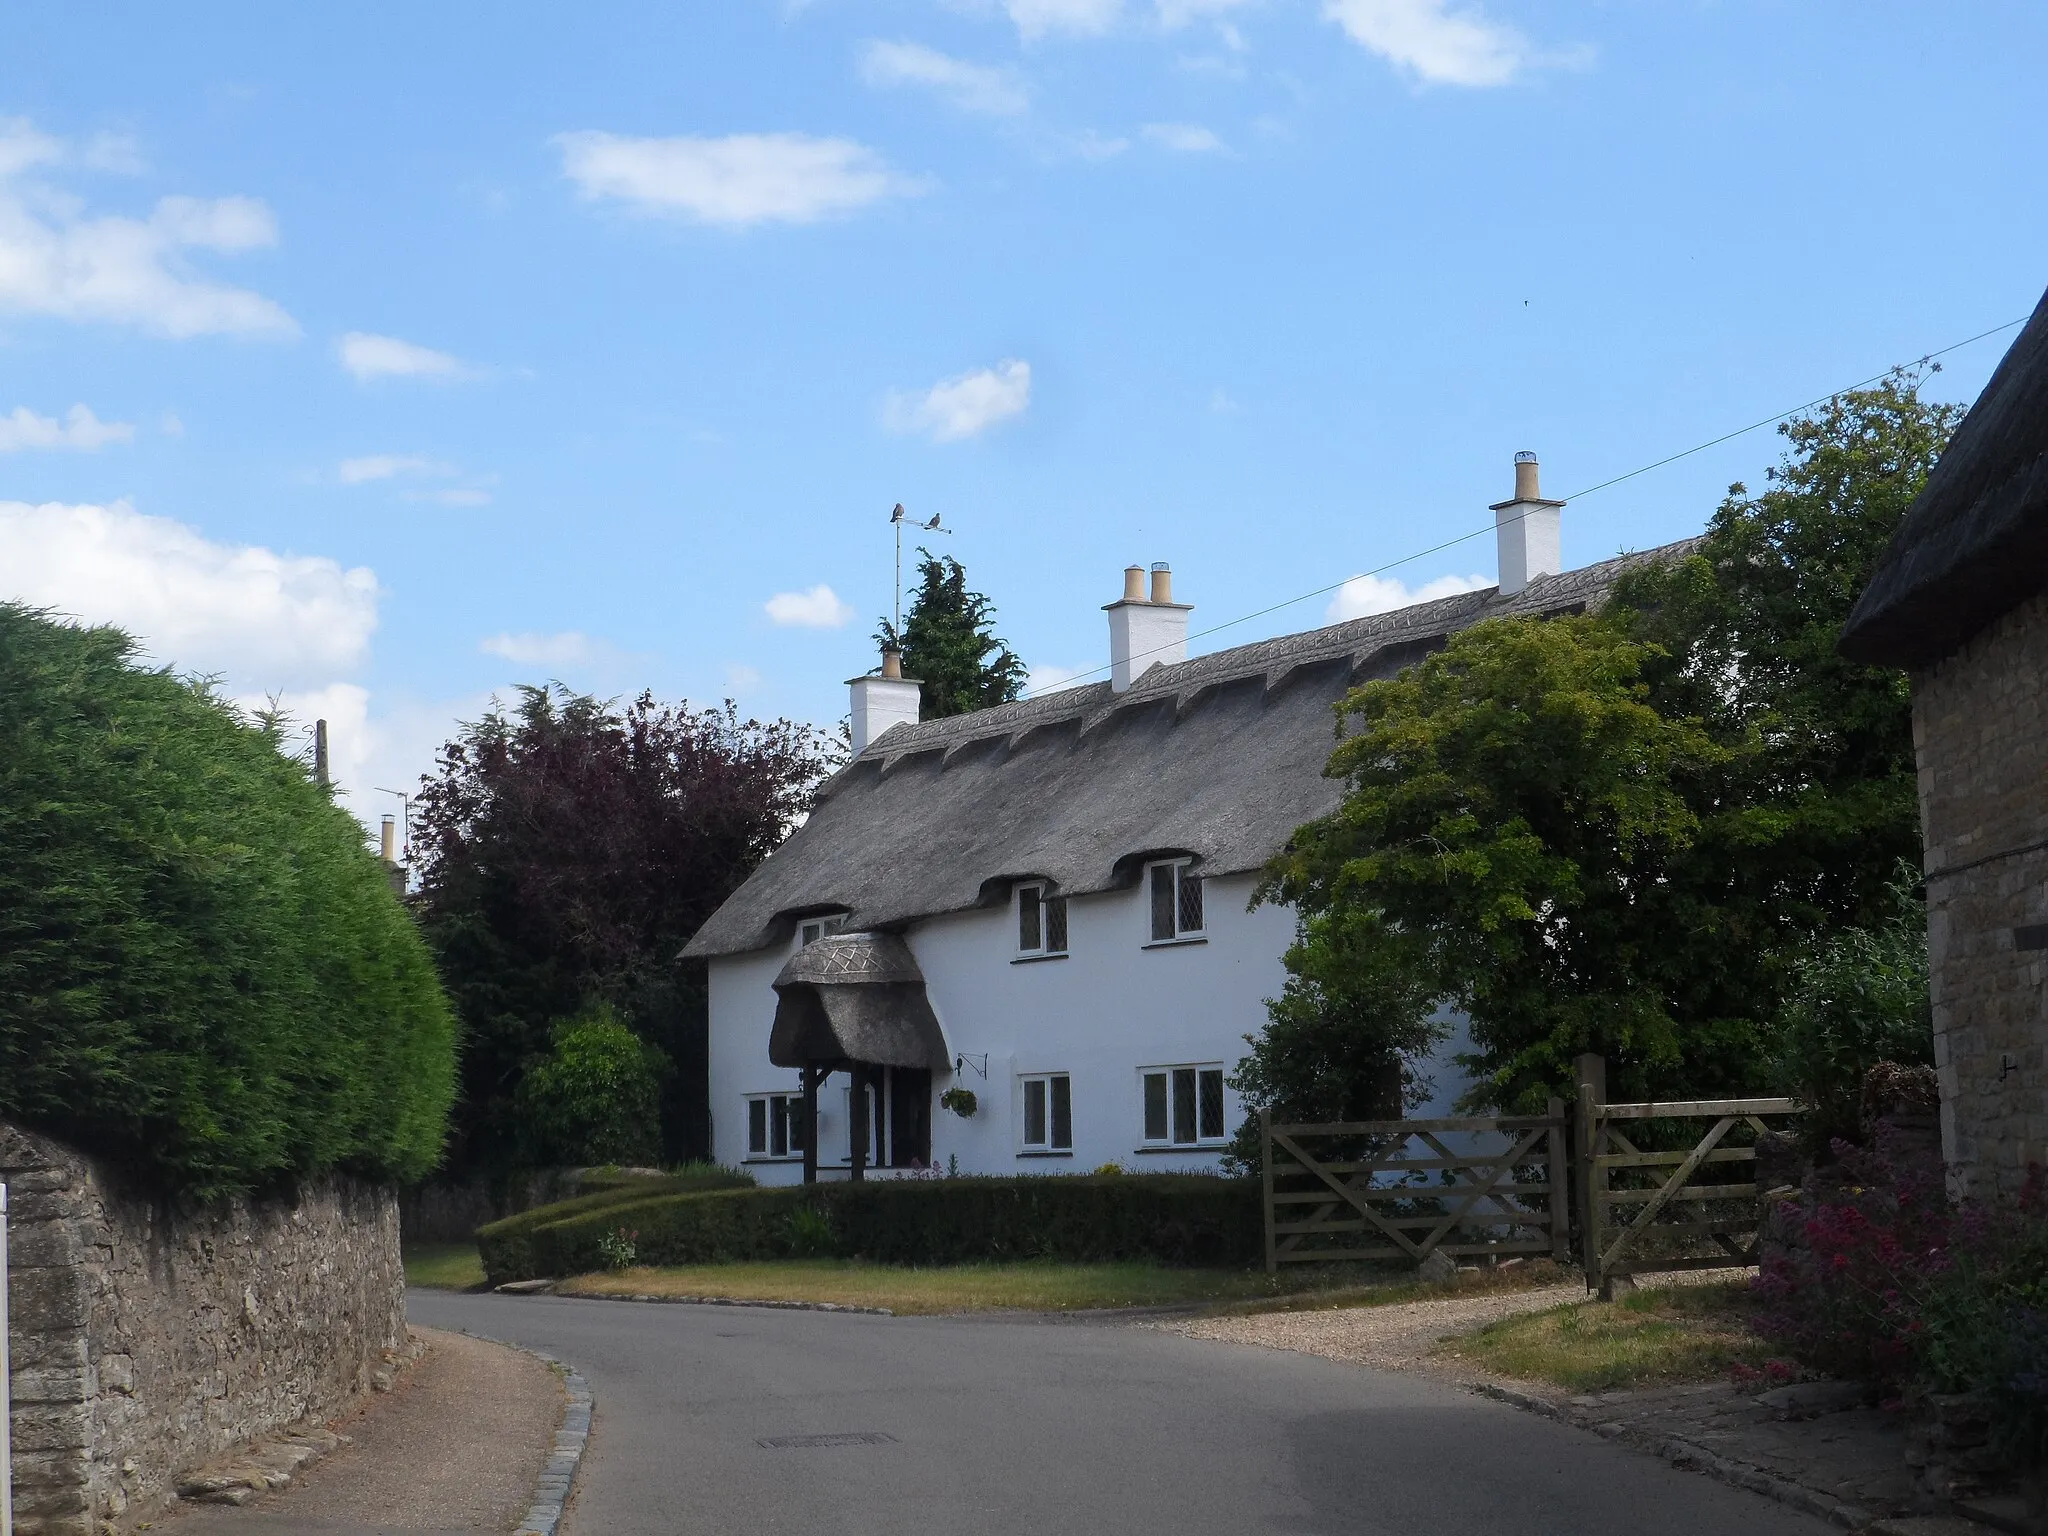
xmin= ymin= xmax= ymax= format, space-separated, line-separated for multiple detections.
xmin=1840 ymin=286 xmax=2048 ymax=667
xmin=683 ymin=540 xmax=1698 ymax=959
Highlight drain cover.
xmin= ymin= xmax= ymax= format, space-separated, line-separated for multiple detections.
xmin=757 ymin=1432 xmax=898 ymax=1450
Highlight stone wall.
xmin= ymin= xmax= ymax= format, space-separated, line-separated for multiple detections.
xmin=1 ymin=1122 xmax=407 ymax=1535
xmin=1911 ymin=585 xmax=2048 ymax=1202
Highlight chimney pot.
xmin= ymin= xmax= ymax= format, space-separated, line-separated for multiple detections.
xmin=1149 ymin=562 xmax=1173 ymax=604
xmin=380 ymin=815 xmax=396 ymax=863
xmin=1490 ymin=452 xmax=1565 ymax=597
xmin=881 ymin=648 xmax=903 ymax=680
xmin=1122 ymin=565 xmax=1146 ymax=603
xmin=313 ymin=719 xmax=330 ymax=786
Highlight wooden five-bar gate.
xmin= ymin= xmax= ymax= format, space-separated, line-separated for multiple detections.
xmin=1259 ymin=1103 xmax=1569 ymax=1271
xmin=1260 ymin=1056 xmax=1802 ymax=1290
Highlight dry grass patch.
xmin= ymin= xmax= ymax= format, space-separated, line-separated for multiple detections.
xmin=1436 ymin=1277 xmax=1770 ymax=1391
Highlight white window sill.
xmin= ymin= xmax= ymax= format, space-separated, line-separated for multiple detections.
xmin=1011 ymin=951 xmax=1069 ymax=965
xmin=1132 ymin=1143 xmax=1227 ymax=1154
xmin=1015 ymin=1149 xmax=1074 ymax=1158
xmin=1141 ymin=935 xmax=1207 ymax=949
xmin=742 ymin=1156 xmax=804 ymax=1164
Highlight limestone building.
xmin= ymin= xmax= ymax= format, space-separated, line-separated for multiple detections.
xmin=1841 ymin=287 xmax=2048 ymax=1201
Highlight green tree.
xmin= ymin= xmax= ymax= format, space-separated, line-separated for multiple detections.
xmin=1224 ymin=909 xmax=1443 ymax=1168
xmin=1262 ymin=614 xmax=1729 ymax=1114
xmin=877 ymin=550 xmax=1027 ymax=719
xmin=0 ymin=604 xmax=456 ymax=1197
xmin=515 ymin=1004 xmax=668 ymax=1167
xmin=1251 ymin=373 xmax=1960 ymax=1119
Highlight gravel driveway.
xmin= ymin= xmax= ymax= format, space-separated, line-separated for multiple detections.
xmin=1165 ymin=1283 xmax=1584 ymax=1373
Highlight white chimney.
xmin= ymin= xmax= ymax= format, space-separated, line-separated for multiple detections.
xmin=1105 ymin=562 xmax=1191 ymax=693
xmin=848 ymin=648 xmax=921 ymax=752
xmin=1489 ymin=451 xmax=1565 ymax=596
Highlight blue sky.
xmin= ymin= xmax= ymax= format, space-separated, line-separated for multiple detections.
xmin=2 ymin=1 xmax=2042 ymax=832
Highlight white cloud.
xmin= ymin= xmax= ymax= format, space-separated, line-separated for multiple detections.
xmin=556 ymin=130 xmax=926 ymax=228
xmin=1143 ymin=121 xmax=1226 ymax=153
xmin=886 ymin=358 xmax=1032 ymax=441
xmin=159 ymin=411 xmax=184 ymax=437
xmin=479 ymin=630 xmax=601 ymax=666
xmin=765 ymin=584 xmax=857 ymax=628
xmin=0 ymin=403 xmax=134 ymax=452
xmin=0 ymin=498 xmax=378 ymax=686
xmin=861 ymin=41 xmax=1030 ymax=116
xmin=417 ymin=487 xmax=492 ymax=507
xmin=337 ymin=331 xmax=470 ymax=382
xmin=338 ymin=452 xmax=448 ymax=484
xmin=1056 ymin=129 xmax=1131 ymax=160
xmin=0 ymin=186 xmax=295 ymax=338
xmin=1326 ymin=570 xmax=1491 ymax=621
xmin=1323 ymin=0 xmax=1556 ymax=87
xmin=1005 ymin=0 xmax=1122 ymax=39
xmin=1026 ymin=660 xmax=1094 ymax=696
xmin=0 ymin=118 xmax=63 ymax=178
xmin=80 ymin=131 xmax=147 ymax=176
xmin=724 ymin=663 xmax=763 ymax=693
xmin=1209 ymin=387 xmax=1237 ymax=413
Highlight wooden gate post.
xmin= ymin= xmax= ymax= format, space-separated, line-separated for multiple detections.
xmin=1545 ymin=1097 xmax=1568 ymax=1262
xmin=1573 ymin=1054 xmax=1606 ymax=1293
xmin=1260 ymin=1108 xmax=1276 ymax=1275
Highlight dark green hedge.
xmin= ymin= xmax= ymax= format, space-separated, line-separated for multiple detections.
xmin=479 ymin=1174 xmax=1261 ymax=1283
xmin=0 ymin=605 xmax=457 ymax=1197
xmin=473 ymin=1166 xmax=754 ymax=1278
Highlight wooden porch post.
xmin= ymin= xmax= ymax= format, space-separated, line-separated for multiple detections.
xmin=849 ymin=1064 xmax=869 ymax=1183
xmin=801 ymin=1066 xmax=820 ymax=1186
xmin=1260 ymin=1107 xmax=1277 ymax=1275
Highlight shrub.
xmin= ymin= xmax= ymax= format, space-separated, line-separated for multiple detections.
xmin=472 ymin=1164 xmax=753 ymax=1279
xmin=478 ymin=1173 xmax=1261 ymax=1284
xmin=0 ymin=605 xmax=456 ymax=1197
xmin=516 ymin=1004 xmax=667 ymax=1166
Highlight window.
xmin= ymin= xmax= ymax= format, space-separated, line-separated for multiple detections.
xmin=745 ymin=1093 xmax=808 ymax=1160
xmin=1019 ymin=1073 xmax=1073 ymax=1153
xmin=1015 ymin=882 xmax=1069 ymax=958
xmin=1139 ymin=1065 xmax=1226 ymax=1147
xmin=1146 ymin=859 xmax=1204 ymax=943
xmin=797 ymin=914 xmax=844 ymax=948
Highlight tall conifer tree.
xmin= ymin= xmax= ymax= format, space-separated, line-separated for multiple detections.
xmin=877 ymin=550 xmax=1027 ymax=720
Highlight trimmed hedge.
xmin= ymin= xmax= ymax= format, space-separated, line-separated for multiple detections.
xmin=0 ymin=604 xmax=456 ymax=1197
xmin=473 ymin=1166 xmax=754 ymax=1278
xmin=479 ymin=1174 xmax=1261 ymax=1284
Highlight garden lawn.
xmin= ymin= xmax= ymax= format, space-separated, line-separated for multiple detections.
xmin=404 ymin=1242 xmax=487 ymax=1291
xmin=1435 ymin=1278 xmax=1771 ymax=1391
xmin=559 ymin=1260 xmax=1330 ymax=1314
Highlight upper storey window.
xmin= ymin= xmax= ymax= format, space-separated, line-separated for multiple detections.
xmin=1146 ymin=859 xmax=1204 ymax=944
xmin=796 ymin=915 xmax=844 ymax=948
xmin=1016 ymin=882 xmax=1068 ymax=959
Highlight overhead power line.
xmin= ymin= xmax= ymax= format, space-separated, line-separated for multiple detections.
xmin=1025 ymin=315 xmax=2030 ymax=698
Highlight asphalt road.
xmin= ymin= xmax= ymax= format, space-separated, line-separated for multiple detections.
xmin=409 ymin=1290 xmax=1831 ymax=1536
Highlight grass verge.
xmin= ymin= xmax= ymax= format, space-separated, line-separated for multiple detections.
xmin=555 ymin=1256 xmax=1572 ymax=1316
xmin=1435 ymin=1278 xmax=1769 ymax=1391
xmin=404 ymin=1242 xmax=487 ymax=1291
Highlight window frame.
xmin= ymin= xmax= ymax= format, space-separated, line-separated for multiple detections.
xmin=1013 ymin=880 xmax=1070 ymax=961
xmin=1136 ymin=1063 xmax=1228 ymax=1150
xmin=1017 ymin=1071 xmax=1074 ymax=1155
xmin=1143 ymin=858 xmax=1206 ymax=946
xmin=743 ymin=1091 xmax=808 ymax=1162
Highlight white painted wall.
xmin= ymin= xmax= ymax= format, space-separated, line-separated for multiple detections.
xmin=708 ymin=872 xmax=1295 ymax=1182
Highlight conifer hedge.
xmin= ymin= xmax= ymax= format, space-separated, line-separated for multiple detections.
xmin=0 ymin=605 xmax=457 ymax=1197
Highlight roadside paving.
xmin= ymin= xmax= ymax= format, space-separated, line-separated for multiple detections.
xmin=408 ymin=1287 xmax=1835 ymax=1536
xmin=162 ymin=1326 xmax=560 ymax=1536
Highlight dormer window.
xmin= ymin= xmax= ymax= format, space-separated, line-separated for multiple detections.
xmin=1016 ymin=882 xmax=1068 ymax=959
xmin=797 ymin=914 xmax=844 ymax=948
xmin=1146 ymin=859 xmax=1204 ymax=944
